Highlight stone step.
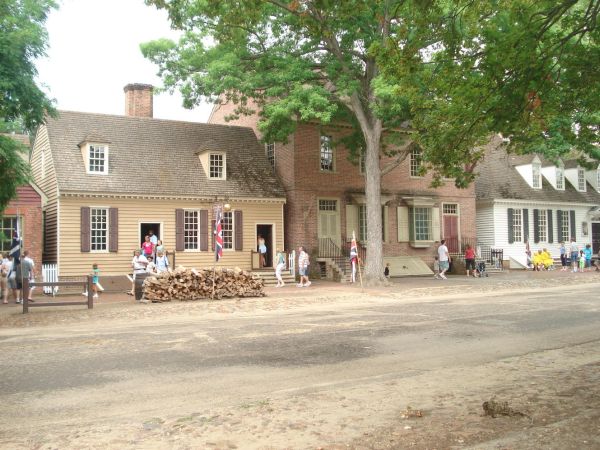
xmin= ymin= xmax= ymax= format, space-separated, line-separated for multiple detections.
xmin=252 ymin=270 xmax=296 ymax=286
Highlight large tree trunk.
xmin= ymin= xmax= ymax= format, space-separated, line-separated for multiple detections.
xmin=363 ymin=125 xmax=385 ymax=283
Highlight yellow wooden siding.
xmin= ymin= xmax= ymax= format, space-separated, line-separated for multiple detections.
xmin=58 ymin=197 xmax=284 ymax=276
xmin=29 ymin=126 xmax=59 ymax=263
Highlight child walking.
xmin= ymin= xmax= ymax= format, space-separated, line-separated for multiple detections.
xmin=579 ymin=250 xmax=585 ymax=272
xmin=433 ymin=256 xmax=441 ymax=279
xmin=83 ymin=263 xmax=101 ymax=299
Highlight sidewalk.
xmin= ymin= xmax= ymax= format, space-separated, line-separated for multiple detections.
xmin=1 ymin=269 xmax=599 ymax=328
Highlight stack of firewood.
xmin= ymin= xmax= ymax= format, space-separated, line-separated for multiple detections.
xmin=142 ymin=266 xmax=265 ymax=302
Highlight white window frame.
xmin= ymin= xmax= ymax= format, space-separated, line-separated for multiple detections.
xmin=184 ymin=210 xmax=200 ymax=251
xmin=0 ymin=216 xmax=24 ymax=253
xmin=209 ymin=152 xmax=226 ymax=180
xmin=410 ymin=147 xmax=422 ymax=177
xmin=86 ymin=144 xmax=109 ymax=175
xmin=577 ymin=167 xmax=586 ymax=191
xmin=556 ymin=166 xmax=564 ymax=190
xmin=265 ymin=143 xmax=275 ymax=169
xmin=90 ymin=207 xmax=109 ymax=252
xmin=320 ymin=135 xmax=334 ymax=172
xmin=532 ymin=162 xmax=541 ymax=188
xmin=358 ymin=204 xmax=367 ymax=242
xmin=538 ymin=209 xmax=547 ymax=243
xmin=513 ymin=208 xmax=523 ymax=243
xmin=561 ymin=210 xmax=570 ymax=241
xmin=221 ymin=210 xmax=234 ymax=250
xmin=409 ymin=206 xmax=432 ymax=242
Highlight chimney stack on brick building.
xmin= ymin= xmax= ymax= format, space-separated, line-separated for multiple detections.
xmin=124 ymin=83 xmax=153 ymax=118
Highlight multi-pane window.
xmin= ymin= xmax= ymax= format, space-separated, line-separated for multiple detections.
xmin=209 ymin=153 xmax=225 ymax=179
xmin=319 ymin=200 xmax=337 ymax=211
xmin=578 ymin=167 xmax=586 ymax=191
xmin=409 ymin=207 xmax=432 ymax=241
xmin=265 ymin=143 xmax=275 ymax=168
xmin=320 ymin=135 xmax=334 ymax=172
xmin=556 ymin=167 xmax=564 ymax=189
xmin=90 ymin=208 xmax=108 ymax=251
xmin=359 ymin=205 xmax=367 ymax=241
xmin=532 ymin=162 xmax=541 ymax=188
xmin=410 ymin=147 xmax=422 ymax=177
xmin=538 ymin=209 xmax=547 ymax=242
xmin=184 ymin=210 xmax=199 ymax=250
xmin=561 ymin=210 xmax=570 ymax=240
xmin=513 ymin=208 xmax=523 ymax=243
xmin=221 ymin=211 xmax=233 ymax=249
xmin=0 ymin=217 xmax=21 ymax=253
xmin=89 ymin=145 xmax=107 ymax=173
xmin=443 ymin=203 xmax=458 ymax=215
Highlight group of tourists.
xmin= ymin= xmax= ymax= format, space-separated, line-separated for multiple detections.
xmin=128 ymin=230 xmax=170 ymax=296
xmin=0 ymin=250 xmax=35 ymax=304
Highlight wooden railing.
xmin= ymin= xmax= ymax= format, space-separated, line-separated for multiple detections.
xmin=22 ymin=276 xmax=94 ymax=314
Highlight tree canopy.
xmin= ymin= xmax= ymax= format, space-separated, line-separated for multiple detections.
xmin=142 ymin=0 xmax=599 ymax=280
xmin=0 ymin=0 xmax=56 ymax=211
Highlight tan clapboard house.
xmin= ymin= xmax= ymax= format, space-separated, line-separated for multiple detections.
xmin=30 ymin=84 xmax=286 ymax=281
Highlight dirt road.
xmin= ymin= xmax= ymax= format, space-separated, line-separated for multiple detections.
xmin=1 ymin=274 xmax=599 ymax=449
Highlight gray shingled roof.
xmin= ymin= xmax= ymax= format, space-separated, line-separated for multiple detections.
xmin=475 ymin=136 xmax=600 ymax=204
xmin=45 ymin=111 xmax=285 ymax=199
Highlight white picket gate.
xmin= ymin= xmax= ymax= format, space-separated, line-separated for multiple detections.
xmin=42 ymin=264 xmax=59 ymax=296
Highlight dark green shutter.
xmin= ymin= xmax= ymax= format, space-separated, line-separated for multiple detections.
xmin=557 ymin=210 xmax=563 ymax=242
xmin=507 ymin=208 xmax=514 ymax=244
xmin=175 ymin=209 xmax=184 ymax=251
xmin=109 ymin=208 xmax=118 ymax=252
xmin=547 ymin=210 xmax=553 ymax=243
xmin=569 ymin=210 xmax=576 ymax=241
xmin=80 ymin=207 xmax=90 ymax=252
xmin=234 ymin=210 xmax=243 ymax=251
xmin=533 ymin=209 xmax=539 ymax=243
xmin=523 ymin=208 xmax=529 ymax=243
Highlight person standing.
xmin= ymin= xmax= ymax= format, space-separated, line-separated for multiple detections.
xmin=570 ymin=237 xmax=579 ymax=272
xmin=257 ymin=235 xmax=267 ymax=268
xmin=274 ymin=249 xmax=286 ymax=287
xmin=464 ymin=244 xmax=476 ymax=277
xmin=148 ymin=230 xmax=158 ymax=246
xmin=297 ymin=246 xmax=311 ymax=287
xmin=155 ymin=249 xmax=170 ymax=273
xmin=559 ymin=242 xmax=568 ymax=271
xmin=22 ymin=250 xmax=35 ymax=302
xmin=0 ymin=253 xmax=9 ymax=304
xmin=130 ymin=250 xmax=148 ymax=296
xmin=141 ymin=235 xmax=154 ymax=260
xmin=584 ymin=244 xmax=593 ymax=271
xmin=437 ymin=239 xmax=451 ymax=280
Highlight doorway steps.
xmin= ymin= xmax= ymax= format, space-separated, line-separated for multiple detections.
xmin=252 ymin=269 xmax=296 ymax=286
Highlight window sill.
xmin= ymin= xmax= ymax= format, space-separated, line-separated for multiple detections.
xmin=409 ymin=240 xmax=434 ymax=248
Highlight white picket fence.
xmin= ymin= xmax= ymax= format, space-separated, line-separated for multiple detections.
xmin=42 ymin=263 xmax=59 ymax=296
xmin=289 ymin=250 xmax=296 ymax=277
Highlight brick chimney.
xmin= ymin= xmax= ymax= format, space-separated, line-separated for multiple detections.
xmin=124 ymin=83 xmax=153 ymax=118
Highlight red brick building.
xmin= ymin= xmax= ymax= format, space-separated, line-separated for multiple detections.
xmin=209 ymin=103 xmax=476 ymax=277
xmin=1 ymin=135 xmax=44 ymax=279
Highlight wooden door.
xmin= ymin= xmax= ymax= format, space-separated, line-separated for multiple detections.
xmin=318 ymin=200 xmax=340 ymax=247
xmin=443 ymin=215 xmax=459 ymax=253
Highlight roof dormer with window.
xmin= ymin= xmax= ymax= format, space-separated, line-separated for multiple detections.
xmin=540 ymin=159 xmax=565 ymax=190
xmin=197 ymin=149 xmax=227 ymax=180
xmin=584 ymin=163 xmax=600 ymax=193
xmin=79 ymin=134 xmax=110 ymax=175
xmin=514 ymin=155 xmax=541 ymax=188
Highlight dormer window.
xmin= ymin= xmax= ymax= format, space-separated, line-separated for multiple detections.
xmin=532 ymin=161 xmax=541 ymax=188
xmin=89 ymin=144 xmax=107 ymax=173
xmin=556 ymin=166 xmax=564 ymax=190
xmin=209 ymin=153 xmax=225 ymax=179
xmin=578 ymin=167 xmax=586 ymax=191
xmin=596 ymin=165 xmax=600 ymax=190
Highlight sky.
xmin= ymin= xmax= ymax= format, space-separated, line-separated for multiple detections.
xmin=35 ymin=0 xmax=212 ymax=123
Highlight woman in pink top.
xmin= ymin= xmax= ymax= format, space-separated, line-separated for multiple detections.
xmin=141 ymin=235 xmax=154 ymax=260
xmin=464 ymin=244 xmax=476 ymax=277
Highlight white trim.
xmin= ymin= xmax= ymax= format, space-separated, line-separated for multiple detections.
xmin=84 ymin=143 xmax=109 ymax=175
xmin=60 ymin=192 xmax=286 ymax=203
xmin=255 ymin=222 xmax=276 ymax=266
xmin=138 ymin=220 xmax=165 ymax=251
xmin=89 ymin=206 xmax=110 ymax=253
xmin=493 ymin=198 xmax=596 ymax=208
xmin=208 ymin=151 xmax=227 ymax=180
xmin=441 ymin=202 xmax=461 ymax=244
xmin=181 ymin=209 xmax=202 ymax=252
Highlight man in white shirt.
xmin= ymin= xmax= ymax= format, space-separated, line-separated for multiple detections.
xmin=130 ymin=250 xmax=148 ymax=296
xmin=1 ymin=253 xmax=9 ymax=304
xmin=437 ymin=239 xmax=451 ymax=280
xmin=149 ymin=230 xmax=158 ymax=246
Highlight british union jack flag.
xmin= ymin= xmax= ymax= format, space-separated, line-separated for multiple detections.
xmin=215 ymin=210 xmax=223 ymax=262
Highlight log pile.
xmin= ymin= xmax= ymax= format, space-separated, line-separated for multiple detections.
xmin=142 ymin=266 xmax=265 ymax=302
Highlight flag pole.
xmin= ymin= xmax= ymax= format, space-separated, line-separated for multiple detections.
xmin=211 ymin=208 xmax=218 ymax=301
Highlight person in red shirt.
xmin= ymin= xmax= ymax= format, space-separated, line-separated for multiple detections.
xmin=141 ymin=235 xmax=154 ymax=260
xmin=464 ymin=244 xmax=476 ymax=277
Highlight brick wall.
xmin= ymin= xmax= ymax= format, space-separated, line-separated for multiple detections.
xmin=2 ymin=185 xmax=43 ymax=279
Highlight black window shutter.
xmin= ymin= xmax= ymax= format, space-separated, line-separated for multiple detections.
xmin=507 ymin=208 xmax=514 ymax=244
xmin=81 ymin=207 xmax=90 ymax=252
xmin=523 ymin=208 xmax=529 ymax=243
xmin=557 ymin=210 xmax=563 ymax=243
xmin=109 ymin=208 xmax=118 ymax=252
xmin=569 ymin=210 xmax=576 ymax=240
xmin=234 ymin=210 xmax=243 ymax=251
xmin=547 ymin=210 xmax=553 ymax=243
xmin=200 ymin=210 xmax=208 ymax=251
xmin=533 ymin=209 xmax=540 ymax=243
xmin=175 ymin=209 xmax=184 ymax=251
